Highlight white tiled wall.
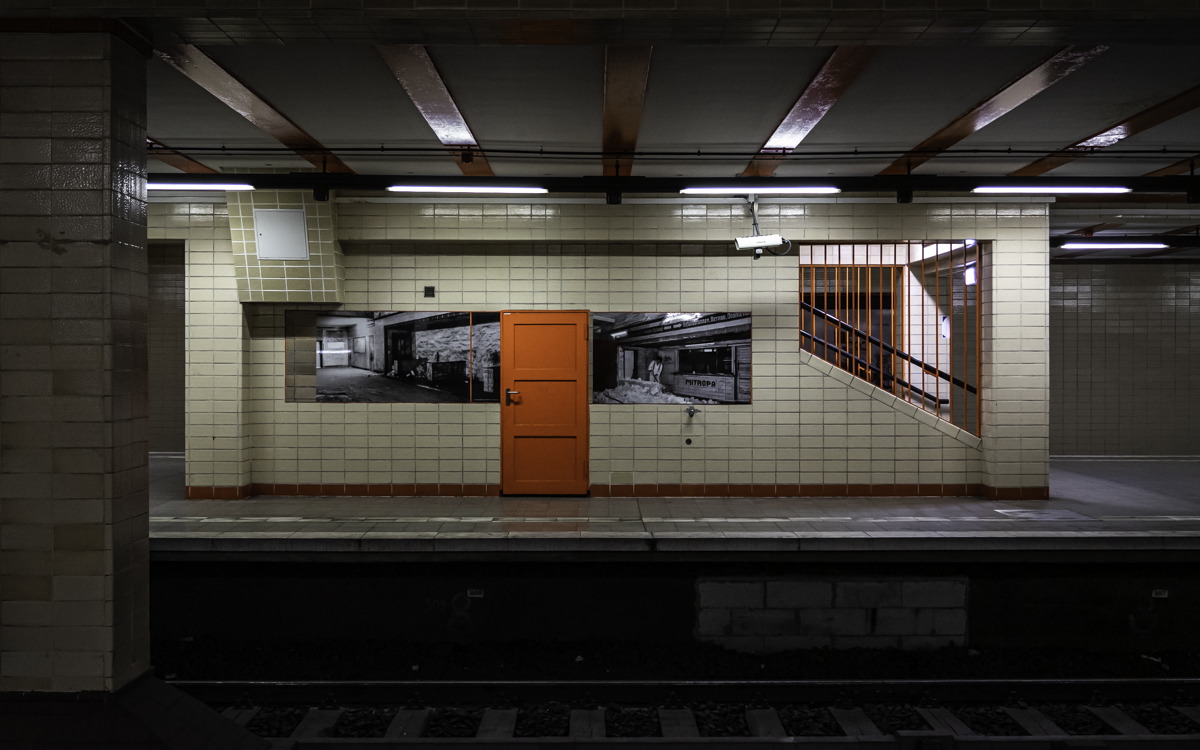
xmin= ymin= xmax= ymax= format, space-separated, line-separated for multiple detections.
xmin=226 ymin=189 xmax=344 ymax=303
xmin=149 ymin=203 xmax=252 ymax=489
xmin=164 ymin=198 xmax=1051 ymax=492
xmin=1 ymin=32 xmax=149 ymax=693
xmin=1052 ymin=263 xmax=1200 ymax=456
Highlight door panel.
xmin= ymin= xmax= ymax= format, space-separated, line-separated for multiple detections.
xmin=501 ymin=311 xmax=589 ymax=495
xmin=512 ymin=437 xmax=580 ymax=484
xmin=512 ymin=381 xmax=578 ymax=427
xmin=514 ymin=323 xmax=578 ymax=370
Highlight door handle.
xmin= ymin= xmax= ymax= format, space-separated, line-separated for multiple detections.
xmin=506 ymin=388 xmax=520 ymax=405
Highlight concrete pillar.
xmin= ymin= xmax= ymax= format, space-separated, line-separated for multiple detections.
xmin=0 ymin=30 xmax=150 ymax=691
xmin=980 ymin=237 xmax=1051 ymax=499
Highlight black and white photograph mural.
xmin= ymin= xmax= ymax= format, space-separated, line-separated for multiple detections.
xmin=591 ymin=312 xmax=753 ymax=405
xmin=470 ymin=312 xmax=501 ymax=403
xmin=312 ymin=311 xmax=488 ymax=403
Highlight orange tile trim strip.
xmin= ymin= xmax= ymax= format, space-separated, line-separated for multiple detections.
xmin=185 ymin=484 xmax=1048 ymax=500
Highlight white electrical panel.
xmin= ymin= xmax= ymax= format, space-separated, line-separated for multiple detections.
xmin=253 ymin=208 xmax=310 ymax=260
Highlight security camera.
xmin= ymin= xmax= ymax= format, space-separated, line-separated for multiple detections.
xmin=734 ymin=234 xmax=786 ymax=251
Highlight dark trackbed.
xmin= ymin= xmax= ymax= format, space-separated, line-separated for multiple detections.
xmin=181 ymin=678 xmax=1200 ymax=747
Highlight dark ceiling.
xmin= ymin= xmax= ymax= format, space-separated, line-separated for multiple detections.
xmin=147 ymin=42 xmax=1200 ymax=179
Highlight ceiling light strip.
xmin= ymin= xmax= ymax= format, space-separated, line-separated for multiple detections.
xmin=972 ymin=186 xmax=1130 ymax=194
xmin=680 ymin=187 xmax=841 ymax=195
xmin=386 ymin=186 xmax=548 ymax=194
xmin=147 ymin=183 xmax=254 ymax=191
xmin=1059 ymin=243 xmax=1168 ymax=249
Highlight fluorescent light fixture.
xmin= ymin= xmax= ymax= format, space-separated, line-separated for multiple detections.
xmin=1060 ymin=242 xmax=1168 ymax=250
xmin=964 ymin=265 xmax=977 ymax=286
xmin=387 ymin=185 xmax=548 ymax=194
xmin=610 ymin=330 xmax=628 ymax=339
xmin=147 ymin=183 xmax=254 ymax=191
xmin=680 ymin=187 xmax=840 ymax=195
xmin=971 ymin=186 xmax=1130 ymax=194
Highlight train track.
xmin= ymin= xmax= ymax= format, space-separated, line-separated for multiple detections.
xmin=175 ymin=678 xmax=1200 ymax=747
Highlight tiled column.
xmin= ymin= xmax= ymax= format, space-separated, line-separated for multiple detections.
xmin=0 ymin=32 xmax=150 ymax=691
xmin=980 ymin=237 xmax=1051 ymax=499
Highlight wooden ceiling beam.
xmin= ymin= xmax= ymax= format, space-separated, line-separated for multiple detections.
xmin=602 ymin=45 xmax=653 ymax=178
xmin=1067 ymin=221 xmax=1125 ymax=236
xmin=744 ymin=46 xmax=878 ymax=178
xmin=156 ymin=44 xmax=355 ymax=174
xmin=378 ymin=45 xmax=494 ymax=177
xmin=1054 ymin=248 xmax=1108 ymax=258
xmin=1144 ymin=154 xmax=1200 ymax=177
xmin=146 ymin=137 xmax=218 ymax=174
xmin=1010 ymin=82 xmax=1200 ymax=177
xmin=1136 ymin=245 xmax=1200 ymax=258
xmin=878 ymin=45 xmax=1106 ymax=176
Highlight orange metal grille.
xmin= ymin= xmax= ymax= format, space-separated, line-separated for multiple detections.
xmin=799 ymin=243 xmax=982 ymax=436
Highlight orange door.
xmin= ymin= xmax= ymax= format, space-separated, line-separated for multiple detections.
xmin=500 ymin=311 xmax=590 ymax=495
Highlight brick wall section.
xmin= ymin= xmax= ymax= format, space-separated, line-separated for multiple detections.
xmin=0 ymin=32 xmax=149 ymax=691
xmin=696 ymin=577 xmax=968 ymax=653
xmin=1051 ymin=263 xmax=1200 ymax=456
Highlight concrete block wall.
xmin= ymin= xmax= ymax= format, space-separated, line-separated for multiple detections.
xmin=166 ymin=198 xmax=1050 ymax=496
xmin=1051 ymin=263 xmax=1200 ymax=456
xmin=696 ymin=577 xmax=968 ymax=652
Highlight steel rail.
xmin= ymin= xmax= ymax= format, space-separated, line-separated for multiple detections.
xmin=171 ymin=676 xmax=1200 ymax=705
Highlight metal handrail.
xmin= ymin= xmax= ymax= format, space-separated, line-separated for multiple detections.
xmin=800 ymin=330 xmax=948 ymax=405
xmin=800 ymin=300 xmax=977 ymax=395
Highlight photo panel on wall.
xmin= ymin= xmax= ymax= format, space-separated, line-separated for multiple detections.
xmin=591 ymin=312 xmax=753 ymax=405
xmin=297 ymin=311 xmax=484 ymax=403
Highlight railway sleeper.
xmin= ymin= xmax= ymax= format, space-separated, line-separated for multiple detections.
xmin=235 ymin=703 xmax=1200 ymax=747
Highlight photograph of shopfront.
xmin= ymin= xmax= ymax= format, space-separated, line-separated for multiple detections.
xmin=592 ymin=312 xmax=753 ymax=405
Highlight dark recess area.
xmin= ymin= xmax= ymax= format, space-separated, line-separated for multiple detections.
xmin=151 ymin=558 xmax=1200 ymax=681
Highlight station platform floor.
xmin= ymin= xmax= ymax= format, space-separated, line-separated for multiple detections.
xmin=148 ymin=456 xmax=1200 ymax=555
